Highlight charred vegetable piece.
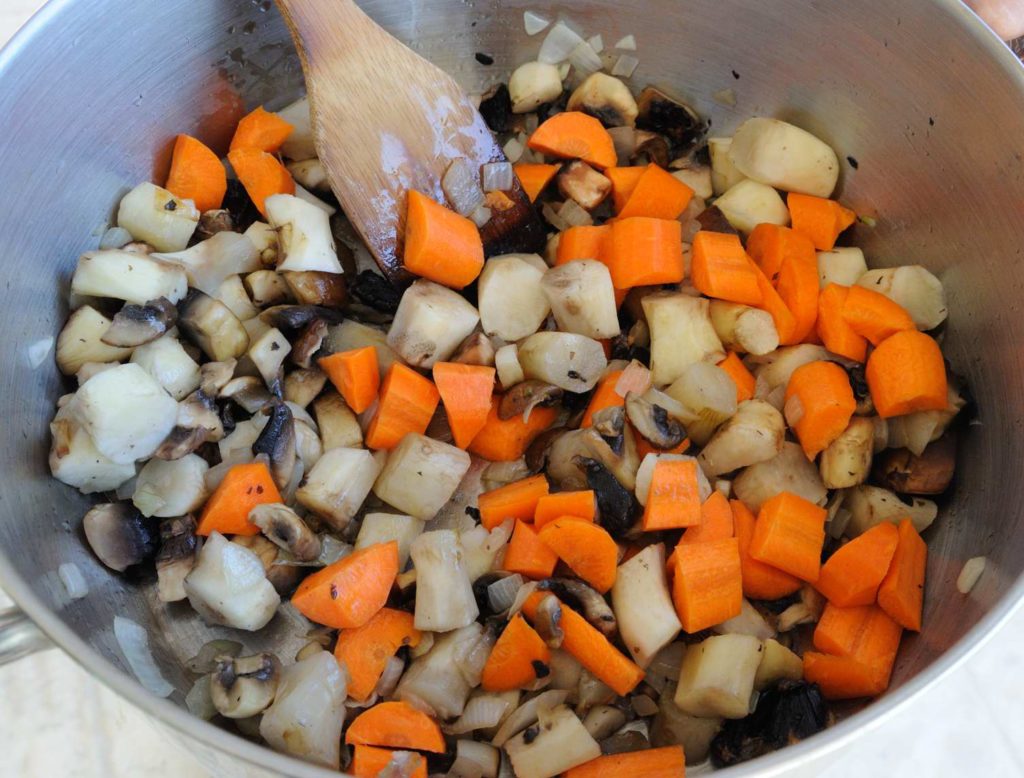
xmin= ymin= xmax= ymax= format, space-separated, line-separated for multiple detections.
xmin=101 ymin=297 xmax=178 ymax=347
xmin=540 ymin=578 xmax=618 ymax=639
xmin=252 ymin=402 xmax=297 ymax=491
xmin=575 ymin=456 xmax=639 ymax=538
xmin=872 ymin=434 xmax=957 ymax=495
xmin=350 ymin=270 xmax=402 ymax=314
xmin=479 ymin=83 xmax=514 ymax=133
xmin=636 ymin=87 xmax=708 ymax=154
xmin=83 ymin=503 xmax=159 ymax=572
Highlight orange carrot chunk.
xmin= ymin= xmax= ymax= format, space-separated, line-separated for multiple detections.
xmin=514 ymin=163 xmax=560 ymax=203
xmin=404 ymin=190 xmax=484 ymax=290
xmin=749 ymin=492 xmax=828 ymax=583
xmin=165 ymin=134 xmax=227 ymax=213
xmin=528 ymin=111 xmax=617 ymax=170
xmin=606 ymin=166 xmax=648 ymax=212
xmin=522 ymin=592 xmax=645 ymax=695
xmin=481 ymin=613 xmax=552 ymax=691
xmin=815 ymin=522 xmax=900 ymax=607
xmin=788 ymin=192 xmax=857 ymax=251
xmin=679 ymin=491 xmax=735 ymax=547
xmin=691 ymin=232 xmax=763 ymax=306
xmin=351 ymin=745 xmax=428 ymax=778
xmin=752 ymin=263 xmax=800 ymax=346
xmin=534 ymin=490 xmax=597 ymax=528
xmin=432 ymin=362 xmax=495 ymax=449
xmin=334 ymin=608 xmax=421 ymax=701
xmin=606 ymin=217 xmax=685 ymax=289
xmin=803 ymin=651 xmax=888 ymax=700
xmin=538 ymin=518 xmax=619 ymax=593
xmin=616 ymin=163 xmax=694 ymax=220
xmin=866 ymin=329 xmax=948 ymax=418
xmin=841 ymin=285 xmax=916 ymax=346
xmin=746 ymin=223 xmax=812 ymax=282
xmin=291 ymin=541 xmax=399 ymax=629
xmin=502 ymin=520 xmax=559 ymax=579
xmin=775 ymin=249 xmax=820 ymax=344
xmin=345 ymin=700 xmax=445 ymax=753
xmin=732 ymin=499 xmax=802 ymax=600
xmin=364 ymin=363 xmax=441 ymax=450
xmin=564 ymin=746 xmax=687 ymax=778
xmin=817 ymin=284 xmax=868 ymax=363
xmin=227 ymin=148 xmax=295 ymax=217
xmin=672 ymin=537 xmax=743 ymax=632
xmin=468 ymin=398 xmax=557 ymax=461
xmin=196 ymin=462 xmax=282 ymax=536
xmin=784 ymin=360 xmax=857 ymax=458
xmin=478 ymin=474 xmax=550 ymax=530
xmin=717 ymin=352 xmax=756 ymax=402
xmin=230 ymin=106 xmax=295 ymax=153
xmin=556 ymin=225 xmax=612 ymax=266
xmin=319 ymin=346 xmax=380 ymax=414
xmin=813 ymin=602 xmax=902 ymax=695
xmin=877 ymin=519 xmax=927 ymax=631
xmin=581 ymin=370 xmax=625 ymax=427
xmin=642 ymin=459 xmax=702 ymax=531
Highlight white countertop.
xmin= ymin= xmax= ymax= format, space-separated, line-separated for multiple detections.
xmin=2 ymin=1 xmax=1024 ymax=776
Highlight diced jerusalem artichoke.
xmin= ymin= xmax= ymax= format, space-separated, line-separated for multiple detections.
xmin=612 ymin=544 xmax=681 ymax=666
xmin=296 ymin=447 xmax=384 ymax=531
xmin=817 ymin=247 xmax=868 ymax=288
xmin=117 ymin=182 xmax=200 ymax=252
xmin=644 ymin=293 xmax=724 ymax=387
xmin=373 ymin=433 xmax=472 ymax=520
xmin=388 ymin=280 xmax=480 ymax=368
xmin=674 ymin=634 xmax=763 ymax=719
xmin=478 ymin=254 xmax=550 ymax=342
xmin=410 ymin=530 xmax=479 ymax=632
xmin=56 ymin=306 xmax=133 ymax=375
xmin=542 ymin=260 xmax=620 ymax=339
xmin=728 ymin=117 xmax=840 ymax=198
xmin=355 ymin=513 xmax=423 ymax=568
xmin=71 ymin=250 xmax=189 ymax=305
xmin=504 ymin=705 xmax=601 ymax=778
xmin=698 ymin=400 xmax=785 ymax=477
xmin=713 ymin=179 xmax=790 ymax=234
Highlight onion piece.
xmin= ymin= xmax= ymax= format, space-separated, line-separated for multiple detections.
xmin=447 ymin=694 xmax=514 ymax=735
xmin=503 ymin=136 xmax=525 ymax=163
xmin=507 ymin=581 xmax=539 ymax=620
xmin=612 ymin=55 xmax=640 ymax=78
xmin=113 ymin=616 xmax=174 ymax=698
xmin=557 ymin=199 xmax=594 ymax=227
xmin=375 ymin=656 xmax=405 ymax=699
xmin=958 ymin=557 xmax=987 ymax=594
xmin=482 ymin=162 xmax=515 ymax=193
xmin=27 ymin=337 xmax=54 ymax=369
xmin=615 ymin=360 xmax=652 ymax=398
xmin=614 ymin=35 xmax=637 ymax=51
xmin=523 ymin=10 xmax=551 ymax=36
xmin=186 ymin=674 xmax=217 ymax=720
xmin=470 ymin=205 xmax=493 ymax=228
xmin=538 ymin=21 xmax=586 ymax=64
xmin=587 ymin=34 xmax=604 ymax=54
xmin=443 ymin=159 xmax=485 ymax=217
xmin=569 ymin=41 xmax=603 ymax=77
xmin=492 ymin=689 xmax=570 ymax=746
xmin=58 ymin=562 xmax=89 ymax=600
xmin=454 ymin=625 xmax=497 ymax=687
xmin=541 ymin=203 xmax=571 ymax=231
xmin=488 ymin=574 xmax=526 ymax=613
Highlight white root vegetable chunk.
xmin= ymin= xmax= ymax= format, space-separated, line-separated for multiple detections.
xmin=664 ymin=362 xmax=739 ymax=446
xmin=708 ymin=301 xmax=779 ymax=356
xmin=388 ymin=280 xmax=480 ymax=368
xmin=819 ymin=417 xmax=875 ymax=489
xmin=518 ymin=332 xmax=608 ymax=392
xmin=278 ymin=96 xmax=316 ymax=162
xmin=567 ymin=73 xmax=639 ymax=127
xmin=541 ymin=260 xmax=620 ymax=339
xmin=509 ymin=61 xmax=564 ymax=114
xmin=478 ymin=254 xmax=550 ymax=342
xmin=856 ymin=265 xmax=948 ymax=330
xmin=460 ymin=522 xmax=514 ymax=582
xmin=733 ymin=441 xmax=826 ymax=512
xmin=845 ymin=485 xmax=937 ymax=537
xmin=287 ymin=158 xmax=328 ymax=192
xmin=643 ymin=293 xmax=725 ymax=387
xmin=504 ymin=705 xmax=600 ymax=778
xmin=355 ymin=513 xmax=423 ymax=568
xmin=612 ymin=544 xmax=681 ymax=667
xmin=184 ymin=531 xmax=280 ymax=631
xmin=56 ymin=306 xmax=133 ymax=375
xmin=49 ymin=404 xmax=136 ymax=493
xmin=259 ymin=651 xmax=347 ymax=769
xmin=495 ymin=344 xmax=526 ymax=389
xmin=397 ymin=623 xmax=483 ymax=718
xmin=714 ymin=599 xmax=775 ymax=640
xmin=753 ymin=639 xmax=803 ymax=691
xmin=674 ymin=634 xmax=764 ymax=719
xmin=325 ymin=320 xmax=403 ymax=375
xmin=752 ymin=344 xmax=831 ymax=398
xmin=133 ymin=454 xmax=209 ymax=517
xmin=728 ymin=117 xmax=840 ymax=198
xmin=373 ymin=434 xmax=472 ymax=520
xmin=698 ymin=399 xmax=785 ymax=478
xmin=154 ymin=232 xmax=261 ymax=296
xmin=265 ymin=194 xmax=343 ymax=274
xmin=411 ymin=530 xmax=479 ymax=632
xmin=246 ymin=327 xmax=291 ymax=389
xmin=245 ymin=269 xmax=290 ymax=308
xmin=130 ymin=334 xmax=201 ymax=400
xmin=713 ymin=179 xmax=790 ymax=234
xmin=71 ymin=250 xmax=188 ymax=305
xmin=117 ymin=182 xmax=199 ymax=252
xmin=296 ymin=448 xmax=383 ymax=531
xmin=70 ymin=363 xmax=178 ymax=464
xmin=673 ymin=165 xmax=713 ymax=200
xmin=708 ymin=137 xmax=747 ymax=195
xmin=313 ymin=392 xmax=363 ymax=450
xmin=817 ymin=247 xmax=867 ymax=288
xmin=216 ymin=275 xmax=259 ymax=322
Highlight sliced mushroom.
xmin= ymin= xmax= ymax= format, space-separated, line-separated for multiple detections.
xmin=625 ymin=392 xmax=688 ymax=451
xmin=284 ymin=367 xmax=328 ymax=408
xmin=591 ymin=405 xmax=626 ymax=454
xmin=452 ymin=331 xmax=496 ymax=367
xmin=232 ymin=533 xmax=304 ymax=594
xmin=83 ymin=503 xmax=158 ymax=572
xmin=155 ymin=514 xmax=198 ymax=603
xmin=199 ymin=359 xmax=237 ymax=396
xmin=210 ymin=653 xmax=282 ymax=719
xmin=249 ymin=503 xmax=322 ymax=562
xmin=179 ymin=289 xmax=250 ymax=361
xmin=636 ymin=86 xmax=707 ymax=153
xmin=499 ymin=380 xmax=564 ymax=422
xmin=631 ymin=130 xmax=671 ymax=169
xmin=872 ymin=434 xmax=956 ymax=495
xmin=533 ymin=593 xmax=565 ymax=649
xmin=101 ymin=297 xmax=178 ymax=347
xmin=252 ymin=402 xmax=297 ymax=490
xmin=290 ymin=318 xmax=328 ymax=369
xmin=283 ymin=271 xmax=347 ymax=307
xmin=566 ymin=72 xmax=639 ymax=127
xmin=154 ymin=389 xmax=224 ymax=460
xmin=573 ymin=455 xmax=639 ymax=539
xmin=524 ymin=426 xmax=568 ymax=474
xmin=557 ymin=161 xmax=612 ymax=210
xmin=547 ymin=425 xmax=640 ymax=495
xmin=697 ymin=206 xmax=739 ymax=235
xmin=259 ymin=304 xmax=344 ymax=332
xmin=349 ymin=269 xmax=401 ymax=315
xmin=195 ymin=209 xmax=235 ymax=240
xmin=540 ymin=578 xmax=618 ymax=638
xmin=220 ymin=376 xmax=273 ymax=414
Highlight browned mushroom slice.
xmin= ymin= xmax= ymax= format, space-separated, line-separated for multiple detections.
xmin=625 ymin=392 xmax=688 ymax=451
xmin=83 ymin=503 xmax=158 ymax=572
xmin=451 ymin=331 xmax=496 ymax=367
xmin=195 ymin=209 xmax=235 ymax=241
xmin=284 ymin=367 xmax=328 ymax=408
xmin=872 ymin=434 xmax=956 ymax=495
xmin=101 ymin=297 xmax=178 ymax=347
xmin=499 ymin=380 xmax=563 ymax=422
xmin=697 ymin=206 xmax=739 ymax=235
xmin=533 ymin=593 xmax=565 ymax=649
xmin=249 ymin=503 xmax=321 ymax=562
xmin=259 ymin=304 xmax=344 ymax=332
xmin=199 ymin=359 xmax=237 ymax=396
xmin=631 ymin=130 xmax=671 ymax=169
xmin=210 ymin=653 xmax=282 ymax=719
xmin=252 ymin=402 xmax=297 ymax=490
xmin=290 ymin=318 xmax=329 ymax=369
xmin=636 ymin=86 xmax=708 ymax=153
xmin=220 ymin=376 xmax=274 ymax=414
xmin=155 ymin=389 xmax=224 ymax=460
xmin=540 ymin=577 xmax=618 ymax=638
xmin=557 ymin=161 xmax=612 ymax=210
xmin=233 ymin=534 xmax=303 ymax=594
xmin=283 ymin=271 xmax=347 ymax=308
xmin=155 ymin=514 xmax=198 ymax=603
xmin=179 ymin=289 xmax=250 ymax=361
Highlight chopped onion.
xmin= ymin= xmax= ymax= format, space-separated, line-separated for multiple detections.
xmin=608 ymin=126 xmax=637 ymax=162
xmin=587 ymin=34 xmax=604 ymax=54
xmin=557 ymin=199 xmax=593 ymax=227
xmin=492 ymin=689 xmax=569 ymax=746
xmin=714 ymin=599 xmax=776 ymax=640
xmin=557 ymin=63 xmax=571 ymax=82
xmin=443 ymin=159 xmax=485 ymax=217
xmin=375 ymin=655 xmax=405 ymax=698
xmin=958 ymin=556 xmax=987 ymax=594
xmin=99 ymin=226 xmax=134 ymax=250
xmin=447 ymin=694 xmax=513 ymax=734
xmin=614 ymin=34 xmax=637 ymax=50
xmin=187 ymin=639 xmax=244 ymax=673
xmin=538 ymin=21 xmax=586 ymax=64
xmin=482 ymin=162 xmax=515 ymax=193
xmin=454 ymin=626 xmax=497 ymax=686
xmin=58 ymin=562 xmax=89 ymax=599
xmin=507 ymin=581 xmax=539 ymax=619
xmin=523 ymin=10 xmax=551 ymax=36
xmin=569 ymin=41 xmax=603 ymax=77
xmin=186 ymin=674 xmax=217 ymax=719
xmin=542 ymin=202 xmax=571 ymax=231
xmin=615 ymin=359 xmax=652 ymax=398
xmin=488 ymin=574 xmax=526 ymax=613
xmin=27 ymin=337 xmax=54 ymax=369
xmin=470 ymin=205 xmax=493 ymax=228
xmin=113 ymin=616 xmax=174 ymax=698
xmin=612 ymin=55 xmax=640 ymax=78
xmin=631 ymin=693 xmax=659 ymax=717
xmin=503 ymin=136 xmax=525 ymax=163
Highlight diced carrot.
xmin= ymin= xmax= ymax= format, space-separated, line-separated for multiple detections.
xmin=478 ymin=474 xmax=550 ymax=530
xmin=364 ymin=363 xmax=440 ymax=450
xmin=528 ymin=111 xmax=617 ymax=170
xmin=607 ymin=217 xmax=685 ymax=289
xmin=481 ymin=613 xmax=551 ymax=691
xmin=503 ymin=520 xmax=559 ymax=579
xmin=717 ymin=352 xmax=756 ymax=402
xmin=319 ymin=346 xmax=380 ymax=414
xmin=751 ymin=263 xmax=800 ymax=345
xmin=227 ymin=148 xmax=295 ymax=217
xmin=749 ymin=492 xmax=827 ymax=583
xmin=672 ymin=537 xmax=743 ymax=632
xmin=788 ymin=192 xmax=856 ymax=251
xmin=813 ymin=602 xmax=902 ymax=693
xmin=606 ymin=166 xmax=647 ymax=212
xmin=679 ymin=491 xmax=735 ymax=547
xmin=230 ymin=106 xmax=295 ymax=153
xmin=816 ymin=284 xmax=868 ymax=363
xmin=746 ymin=223 xmax=814 ymax=280
xmin=642 ymin=459 xmax=702 ymax=531
xmin=467 ymin=398 xmax=557 ymax=461
xmin=564 ymin=746 xmax=686 ymax=778
xmin=877 ymin=519 xmax=927 ymax=631
xmin=581 ymin=370 xmax=625 ymax=427
xmin=291 ymin=542 xmax=399 ymax=629
xmin=815 ymin=523 xmax=900 ymax=607
xmin=534 ymin=490 xmax=596 ymax=529
xmin=345 ymin=700 xmax=445 ymax=753
xmin=732 ymin=499 xmax=802 ymax=600
xmin=165 ymin=134 xmax=227 ymax=213
xmin=866 ymin=329 xmax=948 ymax=418
xmin=841 ymin=285 xmax=916 ymax=346
xmin=432 ymin=362 xmax=495 ymax=449
xmin=775 ymin=248 xmax=819 ymax=344
xmin=784 ymin=360 xmax=857 ymax=458
xmin=556 ymin=224 xmax=612 ymax=266
xmin=351 ymin=746 xmax=427 ymax=778
xmin=514 ymin=162 xmax=560 ymax=203
xmin=522 ymin=592 xmax=645 ymax=695
xmin=334 ymin=608 xmax=421 ymax=701
xmin=634 ymin=432 xmax=690 ymax=461
xmin=616 ymin=163 xmax=694 ymax=220
xmin=196 ymin=462 xmax=281 ymax=536
xmin=404 ymin=190 xmax=484 ymax=290
xmin=691 ymin=232 xmax=763 ymax=306
xmin=538 ymin=518 xmax=618 ymax=593
xmin=803 ymin=651 xmax=888 ymax=700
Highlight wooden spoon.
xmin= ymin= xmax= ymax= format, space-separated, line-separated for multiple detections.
xmin=275 ymin=0 xmax=545 ymax=285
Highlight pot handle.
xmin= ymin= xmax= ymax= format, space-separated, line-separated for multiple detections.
xmin=0 ymin=606 xmax=52 ymax=665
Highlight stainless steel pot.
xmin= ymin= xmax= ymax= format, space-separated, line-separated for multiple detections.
xmin=0 ymin=0 xmax=1022 ymax=774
